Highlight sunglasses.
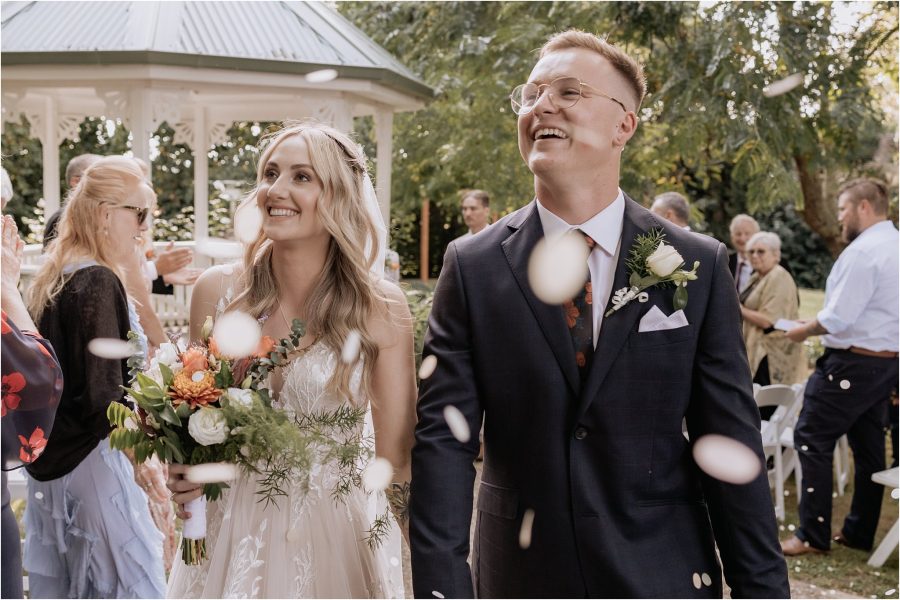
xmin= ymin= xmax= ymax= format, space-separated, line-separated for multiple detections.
xmin=116 ymin=204 xmax=150 ymax=225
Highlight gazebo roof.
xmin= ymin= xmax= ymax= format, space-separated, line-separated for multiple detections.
xmin=1 ymin=0 xmax=432 ymax=100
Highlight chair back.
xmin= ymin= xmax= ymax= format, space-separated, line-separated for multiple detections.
xmin=755 ymin=384 xmax=799 ymax=448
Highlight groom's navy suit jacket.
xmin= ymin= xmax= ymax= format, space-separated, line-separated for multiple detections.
xmin=410 ymin=198 xmax=789 ymax=598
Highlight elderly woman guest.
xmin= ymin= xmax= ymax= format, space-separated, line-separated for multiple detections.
xmin=739 ymin=231 xmax=806 ymax=389
xmin=24 ymin=157 xmax=166 ymax=598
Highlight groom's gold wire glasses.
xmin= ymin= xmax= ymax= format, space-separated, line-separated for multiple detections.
xmin=510 ymin=76 xmax=628 ymax=116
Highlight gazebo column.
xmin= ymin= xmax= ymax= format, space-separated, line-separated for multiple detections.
xmin=40 ymin=96 xmax=60 ymax=215
xmin=374 ymin=107 xmax=393 ymax=226
xmin=193 ymin=106 xmax=209 ymax=241
xmin=129 ymin=89 xmax=152 ymax=166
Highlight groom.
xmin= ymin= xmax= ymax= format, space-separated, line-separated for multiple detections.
xmin=409 ymin=30 xmax=789 ymax=598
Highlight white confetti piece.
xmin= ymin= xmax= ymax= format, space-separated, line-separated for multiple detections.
xmin=185 ymin=462 xmax=239 ymax=484
xmin=362 ymin=457 xmax=393 ymax=492
xmin=795 ymin=566 xmax=801 ymax=572
xmin=233 ymin=202 xmax=263 ymax=244
xmin=784 ymin=489 xmax=791 ymax=496
xmin=807 ymin=487 xmax=815 ymax=493
xmin=443 ymin=405 xmax=471 ymax=443
xmin=828 ymin=374 xmax=834 ymax=382
xmin=212 ymin=311 xmax=262 ymax=358
xmin=389 ymin=556 xmax=400 ymax=567
xmin=87 ymin=338 xmax=134 ymax=359
xmin=885 ymin=589 xmax=896 ymax=596
xmin=527 ymin=232 xmax=590 ymax=304
xmin=788 ymin=524 xmax=796 ymax=531
xmin=891 ymin=488 xmax=899 ymax=500
xmin=839 ymin=379 xmax=851 ymax=390
xmin=419 ymin=355 xmax=438 ymax=380
xmin=800 ymin=445 xmax=809 ymax=451
xmin=518 ymin=509 xmax=535 ymax=549
xmin=34 ymin=491 xmax=43 ymax=500
xmin=701 ymin=573 xmax=712 ymax=587
xmin=817 ymin=516 xmax=825 ymax=522
xmin=691 ymin=434 xmax=761 ymax=484
xmin=692 ymin=573 xmax=702 ymax=589
xmin=341 ymin=330 xmax=362 ymax=364
xmin=779 ymin=525 xmax=785 ymax=531
xmin=432 ymin=591 xmax=445 ymax=599
xmin=191 ymin=371 xmax=205 ymax=382
xmin=762 ymin=72 xmax=804 ymax=97
xmin=305 ymin=69 xmax=339 ymax=83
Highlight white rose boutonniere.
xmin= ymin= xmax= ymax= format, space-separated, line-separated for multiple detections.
xmin=605 ymin=229 xmax=700 ymax=317
xmin=188 ymin=407 xmax=229 ymax=446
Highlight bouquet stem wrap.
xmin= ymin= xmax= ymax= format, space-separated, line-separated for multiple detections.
xmin=181 ymin=496 xmax=207 ymax=565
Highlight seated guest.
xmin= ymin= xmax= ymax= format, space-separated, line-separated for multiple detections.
xmin=1 ymin=177 xmax=63 ymax=600
xmin=740 ymin=231 xmax=806 ymax=390
xmin=24 ymin=157 xmax=166 ymax=598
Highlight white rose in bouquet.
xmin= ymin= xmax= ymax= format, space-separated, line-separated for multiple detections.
xmin=188 ymin=408 xmax=229 ymax=446
xmin=646 ymin=242 xmax=684 ymax=278
xmin=225 ymin=388 xmax=255 ymax=408
xmin=156 ymin=342 xmax=182 ymax=367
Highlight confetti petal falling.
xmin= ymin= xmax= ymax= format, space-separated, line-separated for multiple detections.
xmin=212 ymin=311 xmax=262 ymax=358
xmin=341 ymin=330 xmax=362 ymax=364
xmin=762 ymin=73 xmax=804 ymax=97
xmin=891 ymin=488 xmax=899 ymax=500
xmin=432 ymin=592 xmax=445 ymax=599
xmin=233 ymin=202 xmax=263 ymax=244
xmin=527 ymin=232 xmax=591 ymax=305
xmin=518 ymin=509 xmax=536 ymax=549
xmin=700 ymin=573 xmax=712 ymax=587
xmin=692 ymin=573 xmax=702 ymax=590
xmin=691 ymin=434 xmax=762 ymax=484
xmin=839 ymin=379 xmax=851 ymax=390
xmin=443 ymin=405 xmax=471 ymax=443
xmin=419 ymin=355 xmax=438 ymax=380
xmin=87 ymin=338 xmax=135 ymax=359
xmin=185 ymin=462 xmax=240 ymax=484
xmin=305 ymin=69 xmax=339 ymax=83
xmin=362 ymin=457 xmax=394 ymax=492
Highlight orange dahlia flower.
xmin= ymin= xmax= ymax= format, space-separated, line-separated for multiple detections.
xmin=169 ymin=370 xmax=221 ymax=409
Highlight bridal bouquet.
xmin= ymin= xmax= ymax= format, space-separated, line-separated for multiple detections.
xmin=108 ymin=315 xmax=369 ymax=564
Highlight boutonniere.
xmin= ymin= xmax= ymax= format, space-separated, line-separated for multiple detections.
xmin=605 ymin=228 xmax=700 ymax=317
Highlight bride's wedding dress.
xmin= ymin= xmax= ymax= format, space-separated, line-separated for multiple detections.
xmin=166 ymin=340 xmax=404 ymax=598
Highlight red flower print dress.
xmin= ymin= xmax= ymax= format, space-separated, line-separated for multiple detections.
xmin=1 ymin=311 xmax=62 ymax=470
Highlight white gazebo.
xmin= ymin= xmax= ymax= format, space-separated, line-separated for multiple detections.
xmin=0 ymin=0 xmax=432 ymax=238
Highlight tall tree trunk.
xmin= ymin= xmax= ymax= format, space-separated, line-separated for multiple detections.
xmin=794 ymin=155 xmax=844 ymax=258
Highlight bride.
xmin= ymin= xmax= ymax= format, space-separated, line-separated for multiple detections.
xmin=165 ymin=121 xmax=417 ymax=598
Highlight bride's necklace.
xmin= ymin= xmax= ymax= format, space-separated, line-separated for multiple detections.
xmin=276 ymin=301 xmax=318 ymax=355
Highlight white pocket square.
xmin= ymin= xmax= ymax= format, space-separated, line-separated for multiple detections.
xmin=638 ymin=306 xmax=689 ymax=332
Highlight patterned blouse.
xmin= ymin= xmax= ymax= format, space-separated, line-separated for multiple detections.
xmin=1 ymin=310 xmax=63 ymax=470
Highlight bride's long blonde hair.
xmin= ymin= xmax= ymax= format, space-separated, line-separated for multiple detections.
xmin=230 ymin=121 xmax=388 ymax=403
xmin=28 ymin=156 xmax=154 ymax=321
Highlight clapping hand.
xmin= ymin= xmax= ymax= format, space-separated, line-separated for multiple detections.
xmin=163 ymin=266 xmax=204 ymax=286
xmin=1 ymin=215 xmax=24 ymax=296
xmin=154 ymin=242 xmax=194 ymax=276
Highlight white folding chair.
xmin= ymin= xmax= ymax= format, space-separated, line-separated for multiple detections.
xmin=756 ymin=384 xmax=802 ymax=521
xmin=868 ymin=467 xmax=899 ymax=567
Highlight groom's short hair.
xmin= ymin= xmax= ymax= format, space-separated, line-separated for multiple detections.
xmin=540 ymin=30 xmax=647 ymax=111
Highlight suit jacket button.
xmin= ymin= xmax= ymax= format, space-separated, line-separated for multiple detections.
xmin=574 ymin=427 xmax=588 ymax=440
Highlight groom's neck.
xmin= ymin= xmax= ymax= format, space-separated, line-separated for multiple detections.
xmin=534 ymin=176 xmax=620 ymax=225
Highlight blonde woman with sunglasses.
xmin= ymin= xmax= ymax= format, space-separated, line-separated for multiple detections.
xmin=24 ymin=156 xmax=166 ymax=598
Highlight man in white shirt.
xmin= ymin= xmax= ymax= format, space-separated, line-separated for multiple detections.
xmin=782 ymin=178 xmax=899 ymax=556
xmin=650 ymin=191 xmax=691 ymax=230
xmin=728 ymin=214 xmax=759 ymax=293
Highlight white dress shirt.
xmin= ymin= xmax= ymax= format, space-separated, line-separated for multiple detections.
xmin=536 ymin=190 xmax=625 ymax=348
xmin=734 ymin=256 xmax=753 ymax=293
xmin=818 ymin=220 xmax=899 ymax=352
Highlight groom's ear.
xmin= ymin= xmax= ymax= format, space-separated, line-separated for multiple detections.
xmin=613 ymin=111 xmax=638 ymax=149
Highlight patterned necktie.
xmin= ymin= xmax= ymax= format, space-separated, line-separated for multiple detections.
xmin=563 ymin=231 xmax=595 ymax=380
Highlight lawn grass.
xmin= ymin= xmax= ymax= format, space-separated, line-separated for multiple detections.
xmin=799 ymin=288 xmax=826 ymax=321
xmin=778 ymin=468 xmax=899 ymax=598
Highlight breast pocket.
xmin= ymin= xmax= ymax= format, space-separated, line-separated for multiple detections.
xmin=628 ymin=324 xmax=695 ymax=349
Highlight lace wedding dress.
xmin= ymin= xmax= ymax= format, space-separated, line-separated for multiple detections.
xmin=166 ymin=341 xmax=404 ymax=599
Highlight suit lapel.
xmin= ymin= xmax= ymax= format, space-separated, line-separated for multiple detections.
xmin=578 ymin=199 xmax=658 ymax=419
xmin=502 ymin=203 xmax=580 ymax=395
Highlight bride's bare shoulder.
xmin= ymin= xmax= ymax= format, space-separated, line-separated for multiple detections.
xmin=193 ymin=262 xmax=244 ymax=298
xmin=369 ymin=279 xmax=413 ymax=348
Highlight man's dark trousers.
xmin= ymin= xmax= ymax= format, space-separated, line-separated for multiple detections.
xmin=794 ymin=349 xmax=898 ymax=550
